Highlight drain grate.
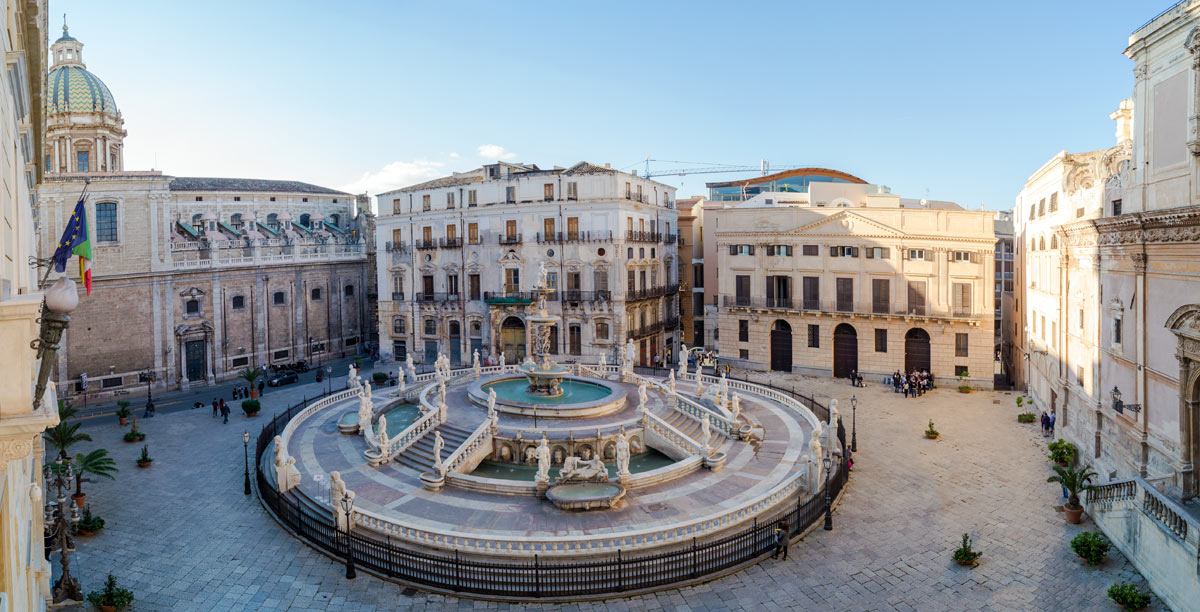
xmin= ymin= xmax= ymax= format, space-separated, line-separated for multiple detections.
xmin=644 ymin=503 xmax=668 ymax=513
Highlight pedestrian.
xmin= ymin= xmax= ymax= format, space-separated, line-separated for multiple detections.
xmin=772 ymin=520 xmax=789 ymax=560
xmin=845 ymin=446 xmax=853 ymax=470
xmin=258 ymin=380 xmax=265 ymax=396
xmin=212 ymin=397 xmax=219 ymax=418
xmin=1040 ymin=411 xmax=1049 ymax=436
xmin=850 ymin=369 xmax=858 ymax=387
xmin=220 ymin=399 xmax=230 ymax=424
xmin=902 ymin=379 xmax=909 ymax=398
xmin=1049 ymin=410 xmax=1057 ymax=438
xmin=192 ymin=401 xmax=203 ymax=410
xmin=143 ymin=399 xmax=155 ymax=418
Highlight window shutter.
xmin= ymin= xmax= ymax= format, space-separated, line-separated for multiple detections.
xmin=865 ymin=248 xmax=874 ymax=259
xmin=830 ymin=246 xmax=837 ymax=257
xmin=882 ymin=247 xmax=890 ymax=259
xmin=786 ymin=245 xmax=793 ymax=256
xmin=852 ymin=247 xmax=859 ymax=257
xmin=748 ymin=245 xmax=755 ymax=255
xmin=729 ymin=245 xmax=736 ymax=256
xmin=766 ymin=277 xmax=774 ymax=300
xmin=902 ymin=249 xmax=909 ymax=260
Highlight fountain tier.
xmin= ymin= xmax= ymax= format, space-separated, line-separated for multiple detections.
xmin=468 ymin=375 xmax=627 ymax=418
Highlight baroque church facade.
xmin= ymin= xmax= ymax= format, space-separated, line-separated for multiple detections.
xmin=35 ymin=26 xmax=374 ymax=399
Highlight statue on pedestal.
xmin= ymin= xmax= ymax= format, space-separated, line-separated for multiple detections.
xmin=284 ymin=457 xmax=301 ymax=491
xmin=274 ymin=436 xmax=295 ymax=493
xmin=616 ymin=428 xmax=632 ymax=479
xmin=637 ymin=380 xmax=649 ymax=412
xmin=377 ymin=414 xmax=389 ymax=452
xmin=432 ymin=431 xmax=446 ymax=477
xmin=730 ymin=393 xmax=742 ymax=423
xmin=499 ymin=352 xmax=506 ymax=372
xmin=330 ymin=471 xmax=353 ymax=532
xmin=557 ymin=455 xmax=608 ymax=483
xmin=668 ymin=370 xmax=676 ymax=396
xmin=473 ymin=349 xmax=481 ymax=379
xmin=598 ymin=354 xmax=606 ymax=372
xmin=406 ymin=355 xmax=417 ymax=382
xmin=437 ymin=380 xmax=447 ymax=409
xmin=487 ymin=388 xmax=497 ymax=418
xmin=679 ymin=343 xmax=689 ymax=377
xmin=398 ymin=375 xmax=406 ymax=394
xmin=700 ymin=416 xmax=711 ymax=456
xmin=356 ymin=389 xmax=373 ymax=436
xmin=808 ymin=429 xmax=823 ymax=485
xmin=719 ymin=371 xmax=729 ymax=404
xmin=829 ymin=398 xmax=839 ymax=433
xmin=624 ymin=339 xmax=636 ymax=372
xmin=535 ymin=435 xmax=551 ymax=483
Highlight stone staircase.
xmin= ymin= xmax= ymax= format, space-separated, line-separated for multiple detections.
xmin=654 ymin=404 xmax=704 ymax=441
xmin=392 ymin=422 xmax=475 ymax=473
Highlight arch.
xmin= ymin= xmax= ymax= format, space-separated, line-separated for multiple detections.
xmin=770 ymin=320 xmax=792 ymax=372
xmin=266 ymin=213 xmax=278 ymax=227
xmin=500 ymin=316 xmax=526 ymax=363
xmin=230 ymin=213 xmax=242 ymax=228
xmin=328 ymin=213 xmax=340 ymax=227
xmin=299 ymin=213 xmax=311 ymax=227
xmin=191 ymin=213 xmax=203 ymax=228
xmin=448 ymin=320 xmax=462 ymax=364
xmin=1166 ymin=304 xmax=1200 ymax=498
xmin=904 ymin=328 xmax=931 ymax=373
xmin=832 ymin=323 xmax=858 ymax=378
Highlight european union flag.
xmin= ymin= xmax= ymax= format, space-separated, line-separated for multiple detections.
xmin=52 ymin=197 xmax=88 ymax=273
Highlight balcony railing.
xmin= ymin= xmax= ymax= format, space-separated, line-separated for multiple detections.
xmin=629 ymin=321 xmax=663 ymax=339
xmin=626 ymin=284 xmax=679 ymax=301
xmin=483 ymin=291 xmax=535 ymax=305
xmin=384 ymin=241 xmax=409 ymax=253
xmin=415 ymin=238 xmax=437 ymax=250
xmin=625 ymin=230 xmax=663 ymax=243
xmin=439 ymin=237 xmax=462 ymax=248
xmin=559 ymin=290 xmax=612 ymax=303
xmin=391 ymin=292 xmax=405 ymax=301
xmin=535 ymin=230 xmax=614 ymax=244
xmin=664 ymin=234 xmax=678 ymax=245
xmin=721 ymin=295 xmax=975 ymax=321
xmin=415 ymin=293 xmax=460 ymax=304
xmin=499 ymin=234 xmax=522 ymax=245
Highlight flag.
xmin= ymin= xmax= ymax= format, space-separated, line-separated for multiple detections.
xmin=52 ymin=196 xmax=92 ymax=295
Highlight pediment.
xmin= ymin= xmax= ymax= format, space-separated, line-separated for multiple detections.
xmin=498 ymin=249 xmax=523 ymax=265
xmin=787 ymin=211 xmax=904 ymax=237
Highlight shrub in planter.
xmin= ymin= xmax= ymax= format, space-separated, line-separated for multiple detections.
xmin=115 ymin=401 xmax=132 ymax=426
xmin=1017 ymin=412 xmax=1037 ymax=423
xmin=86 ymin=573 xmax=134 ymax=611
xmin=1071 ymin=531 xmax=1110 ymax=565
xmin=1048 ymin=438 xmax=1076 ymax=465
xmin=76 ymin=504 xmax=105 ymax=535
xmin=1107 ymin=583 xmax=1151 ymax=610
xmin=241 ymin=399 xmax=261 ymax=416
xmin=121 ymin=429 xmax=145 ymax=443
xmin=238 ymin=366 xmax=264 ymax=399
xmin=925 ymin=419 xmax=939 ymax=438
xmin=136 ymin=445 xmax=152 ymax=467
xmin=373 ymin=371 xmax=388 ymax=385
xmin=1016 ymin=396 xmax=1024 ymax=408
xmin=952 ymin=533 xmax=981 ymax=566
xmin=957 ymin=371 xmax=972 ymax=393
xmin=1048 ymin=464 xmax=1096 ymax=524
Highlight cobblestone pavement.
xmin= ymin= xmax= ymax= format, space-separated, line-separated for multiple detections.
xmin=57 ymin=369 xmax=1164 ymax=611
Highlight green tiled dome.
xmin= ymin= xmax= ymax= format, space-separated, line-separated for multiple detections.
xmin=47 ymin=65 xmax=119 ymax=118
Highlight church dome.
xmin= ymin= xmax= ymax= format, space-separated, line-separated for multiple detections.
xmin=47 ymin=64 xmax=119 ymax=119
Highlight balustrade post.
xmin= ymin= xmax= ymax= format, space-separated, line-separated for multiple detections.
xmin=534 ymin=553 xmax=541 ymax=598
xmin=616 ymin=548 xmax=623 ymax=591
xmin=691 ymin=536 xmax=698 ymax=578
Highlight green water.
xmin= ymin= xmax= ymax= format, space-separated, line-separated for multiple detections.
xmin=470 ymin=449 xmax=675 ymax=481
xmin=377 ymin=403 xmax=420 ymax=434
xmin=484 ymin=378 xmax=612 ymax=405
xmin=551 ymin=483 xmax=622 ymax=499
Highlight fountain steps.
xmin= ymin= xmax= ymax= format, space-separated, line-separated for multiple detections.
xmin=392 ymin=422 xmax=475 ymax=473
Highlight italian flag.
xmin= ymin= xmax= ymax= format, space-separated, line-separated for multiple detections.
xmin=75 ymin=237 xmax=92 ymax=296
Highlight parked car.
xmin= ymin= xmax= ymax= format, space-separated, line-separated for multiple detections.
xmin=267 ymin=372 xmax=299 ymax=387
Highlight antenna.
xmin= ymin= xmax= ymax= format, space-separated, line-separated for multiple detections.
xmin=644 ymin=155 xmax=651 ymax=179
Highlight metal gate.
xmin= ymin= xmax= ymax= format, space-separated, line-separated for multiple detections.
xmin=185 ymin=340 xmax=207 ymax=381
xmin=770 ymin=320 xmax=792 ymax=372
xmin=904 ymin=328 xmax=931 ymax=372
xmin=448 ymin=321 xmax=462 ymax=365
xmin=832 ymin=324 xmax=857 ymax=378
xmin=500 ymin=317 xmax=526 ymax=363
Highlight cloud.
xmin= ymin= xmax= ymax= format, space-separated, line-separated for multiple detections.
xmin=338 ymin=160 xmax=445 ymax=198
xmin=448 ymin=152 xmax=460 ymax=159
xmin=477 ymin=144 xmax=517 ymax=160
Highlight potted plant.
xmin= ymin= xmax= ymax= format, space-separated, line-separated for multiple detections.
xmin=43 ymin=400 xmax=92 ymax=460
xmin=1071 ymin=531 xmax=1110 ymax=565
xmin=241 ymin=399 xmax=261 ymax=417
xmin=122 ymin=415 xmax=145 ymax=443
xmin=1017 ymin=412 xmax=1036 ymax=423
xmin=1016 ymin=396 xmax=1024 ymax=409
xmin=76 ymin=504 xmax=105 ymax=536
xmin=71 ymin=448 xmax=118 ymax=508
xmin=114 ymin=400 xmax=132 ymax=426
xmin=136 ymin=445 xmax=152 ymax=468
xmin=957 ymin=371 xmax=972 ymax=393
xmin=1047 ymin=438 xmax=1076 ymax=466
xmin=1048 ymin=464 xmax=1096 ymax=524
xmin=1107 ymin=583 xmax=1151 ymax=610
xmin=924 ymin=419 xmax=939 ymax=439
xmin=239 ymin=366 xmax=265 ymax=399
xmin=86 ymin=573 xmax=134 ymax=612
xmin=952 ymin=533 xmax=981 ymax=567
xmin=373 ymin=371 xmax=388 ymax=385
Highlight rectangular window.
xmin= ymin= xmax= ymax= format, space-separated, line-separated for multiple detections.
xmin=907 ymin=281 xmax=926 ymax=316
xmin=1038 ymin=198 xmax=1045 ymax=217
xmin=391 ymin=228 xmax=403 ymax=245
xmin=802 ymin=244 xmax=819 ymax=256
xmin=468 ymin=190 xmax=477 ymax=207
xmin=802 ymin=276 xmax=819 ymax=310
xmin=505 ymin=268 xmax=520 ymax=293
xmin=865 ymin=247 xmax=889 ymax=259
xmin=729 ymin=244 xmax=755 ymax=256
xmin=422 ymin=226 xmax=432 ymax=242
xmin=766 ymin=244 xmax=793 ymax=256
xmin=830 ymin=246 xmax=859 ymax=257
xmin=627 ymin=270 xmax=636 ymax=292
xmin=954 ymin=365 xmax=969 ymax=377
xmin=468 ymin=223 xmax=479 ymax=244
xmin=544 ymin=217 xmax=555 ymax=238
xmin=76 ymin=151 xmax=89 ymax=172
xmin=735 ymin=275 xmax=750 ymax=305
xmin=739 ymin=349 xmax=749 ymax=360
xmin=506 ymin=220 xmax=517 ymax=239
xmin=445 ymin=224 xmax=457 ymax=242
xmin=274 ymin=349 xmax=290 ymax=360
xmin=546 ymin=272 xmax=558 ymax=292
xmin=1113 ymin=316 xmax=1122 ymax=346
xmin=951 ymin=251 xmax=973 ymax=262
xmin=952 ymin=283 xmax=971 ymax=317
xmin=875 ymin=329 xmax=887 ymax=353
xmin=595 ymin=321 xmax=609 ymax=339
xmin=836 ymin=278 xmax=853 ymax=312
xmin=636 ymin=184 xmax=643 ymax=202
xmin=544 ymin=183 xmax=554 ymax=201
xmin=424 ymin=318 xmax=436 ymax=335
xmin=447 ymin=274 xmax=459 ymax=296
xmin=907 ymin=249 xmax=926 ymax=261
xmin=1041 ymin=315 xmax=1046 ymax=341
xmin=693 ymin=264 xmax=704 ymax=288
xmin=738 ymin=320 xmax=749 ymax=342
xmin=96 ymin=202 xmax=118 ymax=242
xmin=422 ymin=275 xmax=434 ymax=296
xmin=593 ymin=269 xmax=608 ymax=294
xmin=1112 ymin=199 xmax=1122 ymax=216
xmin=808 ymin=324 xmax=819 ymax=348
xmin=469 ymin=274 xmax=480 ymax=300
xmin=567 ymin=182 xmax=578 ymax=200
xmin=625 ymin=182 xmax=632 ymax=198
xmin=505 ymin=186 xmax=516 ymax=203
xmin=422 ymin=194 xmax=431 ymax=211
xmin=871 ymin=279 xmax=889 ymax=314
xmin=1049 ymin=192 xmax=1058 ymax=212
xmin=446 ymin=192 xmax=455 ymax=208
xmin=392 ymin=198 xmax=402 ymax=214
xmin=567 ymin=217 xmax=579 ymax=239
xmin=955 ymin=333 xmax=968 ymax=357
xmin=231 ymin=356 xmax=250 ymax=368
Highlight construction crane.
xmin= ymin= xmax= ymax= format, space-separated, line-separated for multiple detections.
xmin=640 ymin=158 xmax=806 ymax=179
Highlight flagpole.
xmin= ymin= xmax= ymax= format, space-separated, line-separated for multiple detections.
xmin=39 ymin=179 xmax=91 ymax=289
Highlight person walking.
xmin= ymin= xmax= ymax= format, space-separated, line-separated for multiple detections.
xmin=220 ymin=399 xmax=230 ymax=424
xmin=902 ymin=378 xmax=909 ymax=398
xmin=212 ymin=397 xmax=219 ymax=418
xmin=258 ymin=379 xmax=265 ymax=396
xmin=1040 ymin=411 xmax=1049 ymax=436
xmin=1049 ymin=410 xmax=1057 ymax=438
xmin=772 ymin=520 xmax=790 ymax=560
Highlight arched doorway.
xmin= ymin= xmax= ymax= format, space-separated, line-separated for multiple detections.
xmin=448 ymin=321 xmax=462 ymax=365
xmin=833 ymin=323 xmax=858 ymax=378
xmin=904 ymin=328 xmax=931 ymax=372
xmin=500 ymin=317 xmax=526 ymax=364
xmin=770 ymin=320 xmax=792 ymax=372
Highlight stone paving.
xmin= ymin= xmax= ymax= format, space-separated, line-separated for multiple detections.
xmin=57 ymin=369 xmax=1165 ymax=611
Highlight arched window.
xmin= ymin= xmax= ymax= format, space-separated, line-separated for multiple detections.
xmin=424 ymin=318 xmax=436 ymax=335
xmin=273 ymin=291 xmax=286 ymax=305
xmin=231 ymin=295 xmax=245 ymax=310
xmin=310 ymin=287 xmax=322 ymax=301
xmin=393 ymin=317 xmax=406 ymax=334
xmin=266 ymin=213 xmax=278 ymax=228
xmin=344 ymin=284 xmax=354 ymax=297
xmin=230 ymin=213 xmax=243 ymax=229
xmin=595 ymin=320 xmax=609 ymax=339
xmin=1039 ymin=237 xmax=1045 ymax=250
xmin=191 ymin=213 xmax=203 ymax=229
xmin=299 ymin=213 xmax=311 ymax=227
xmin=95 ymin=202 xmax=118 ymax=242
xmin=1050 ymin=234 xmax=1058 ymax=249
xmin=328 ymin=213 xmax=340 ymax=227
xmin=470 ymin=321 xmax=481 ymax=337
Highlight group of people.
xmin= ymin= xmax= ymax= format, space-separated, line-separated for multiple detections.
xmin=892 ymin=369 xmax=933 ymax=398
xmin=232 ymin=381 xmax=264 ymax=401
xmin=212 ymin=397 xmax=231 ymax=424
xmin=1041 ymin=410 xmax=1057 ymax=437
xmin=848 ymin=369 xmax=865 ymax=387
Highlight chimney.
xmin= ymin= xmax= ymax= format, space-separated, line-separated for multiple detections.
xmin=604 ymin=163 xmax=611 ymax=168
xmin=632 ymin=169 xmax=638 ymax=176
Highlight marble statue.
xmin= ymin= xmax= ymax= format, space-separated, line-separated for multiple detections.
xmin=696 ymin=372 xmax=704 ymax=394
xmin=537 ymin=260 xmax=549 ymax=288
xmin=809 ymin=429 xmax=824 ymax=484
xmin=432 ymin=431 xmax=446 ymax=477
xmin=719 ymin=371 xmax=729 ymax=403
xmin=348 ymin=363 xmax=357 ymax=382
xmin=679 ymin=348 xmax=688 ymax=379
xmin=731 ymin=393 xmax=742 ymax=423
xmin=668 ymin=370 xmax=676 ymax=396
xmin=637 ymin=380 xmax=649 ymax=412
xmin=364 ymin=381 xmax=372 ymax=401
xmin=284 ymin=457 xmax=301 ymax=491
xmin=357 ymin=388 xmax=373 ymax=435
xmin=558 ymin=455 xmax=608 ymax=483
xmin=535 ymin=435 xmax=551 ymax=483
xmin=700 ymin=416 xmax=711 ymax=454
xmin=473 ymin=349 xmax=481 ymax=379
xmin=598 ymin=354 xmax=606 ymax=372
xmin=435 ymin=367 xmax=445 ymax=388
xmin=274 ymin=436 xmax=297 ymax=492
xmin=406 ymin=355 xmax=416 ymax=381
xmin=615 ymin=428 xmax=631 ymax=478
xmin=437 ymin=380 xmax=447 ymax=410
xmin=330 ymin=471 xmax=352 ymax=532
xmin=439 ymin=398 xmax=448 ymax=422
xmin=500 ymin=352 xmax=506 ymax=371
xmin=376 ymin=414 xmax=389 ymax=451
xmin=829 ymin=398 xmax=839 ymax=433
xmin=487 ymin=388 xmax=497 ymax=415
xmin=398 ymin=375 xmax=406 ymax=394
xmin=624 ymin=339 xmax=636 ymax=371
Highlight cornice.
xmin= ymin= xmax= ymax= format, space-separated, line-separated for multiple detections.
xmin=1093 ymin=206 xmax=1200 ymax=246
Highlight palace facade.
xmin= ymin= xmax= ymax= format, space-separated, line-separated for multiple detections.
xmin=375 ymin=162 xmax=679 ymax=367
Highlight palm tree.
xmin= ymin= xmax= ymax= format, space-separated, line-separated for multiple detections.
xmin=239 ymin=366 xmax=264 ymax=398
xmin=44 ymin=400 xmax=91 ymax=460
xmin=73 ymin=448 xmax=118 ymax=498
xmin=1048 ymin=464 xmax=1097 ymax=510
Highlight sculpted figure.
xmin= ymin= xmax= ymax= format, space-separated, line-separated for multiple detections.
xmin=432 ymin=431 xmax=446 ymax=477
xmin=701 ymin=416 xmax=711 ymax=454
xmin=731 ymin=393 xmax=742 ymax=423
xmin=357 ymin=389 xmax=373 ymax=435
xmin=535 ymin=436 xmax=551 ymax=483
xmin=668 ymin=370 xmax=676 ymax=396
xmin=625 ymin=339 xmax=636 ymax=369
xmin=537 ymin=260 xmax=549 ymax=288
xmin=364 ymin=381 xmax=372 ymax=401
xmin=274 ymin=437 xmax=291 ymax=492
xmin=616 ymin=428 xmax=631 ymax=478
xmin=487 ymin=387 xmax=497 ymax=414
xmin=638 ymin=380 xmax=649 ymax=411
xmin=398 ymin=375 xmax=406 ymax=394
xmin=284 ymin=457 xmax=302 ymax=491
xmin=719 ymin=371 xmax=729 ymax=403
xmin=473 ymin=349 xmax=481 ymax=379
xmin=696 ymin=373 xmax=704 ymax=394
xmin=809 ymin=429 xmax=824 ymax=482
xmin=376 ymin=414 xmax=389 ymax=451
xmin=406 ymin=355 xmax=416 ymax=381
xmin=500 ymin=352 xmax=506 ymax=371
xmin=330 ymin=471 xmax=351 ymax=531
xmin=829 ymin=398 xmax=839 ymax=432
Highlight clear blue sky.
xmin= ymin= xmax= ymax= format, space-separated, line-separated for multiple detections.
xmin=55 ymin=0 xmax=1160 ymax=211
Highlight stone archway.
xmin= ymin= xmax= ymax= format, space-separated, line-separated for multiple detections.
xmin=770 ymin=320 xmax=792 ymax=372
xmin=500 ymin=316 xmax=526 ymax=364
xmin=1166 ymin=304 xmax=1200 ymax=499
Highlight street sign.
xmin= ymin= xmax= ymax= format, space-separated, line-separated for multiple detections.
xmin=79 ymin=373 xmax=88 ymax=390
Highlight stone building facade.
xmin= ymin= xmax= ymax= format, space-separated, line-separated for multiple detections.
xmin=34 ymin=28 xmax=372 ymax=399
xmin=712 ymin=181 xmax=995 ymax=388
xmin=375 ymin=162 xmax=678 ymax=367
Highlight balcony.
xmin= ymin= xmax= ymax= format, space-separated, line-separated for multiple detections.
xmin=484 ymin=291 xmax=535 ymax=305
xmin=721 ymin=295 xmax=979 ymax=324
xmin=664 ymin=234 xmax=678 ymax=245
xmin=439 ymin=237 xmax=462 ymax=249
xmin=559 ymin=290 xmax=612 ymax=303
xmin=415 ymin=238 xmax=437 ymax=250
xmin=626 ymin=284 xmax=679 ymax=302
xmin=171 ymin=244 xmax=365 ymax=271
xmin=415 ymin=292 xmax=458 ymax=304
xmin=499 ymin=234 xmax=522 ymax=245
xmin=629 ymin=321 xmax=663 ymax=339
xmin=391 ymin=292 xmax=405 ymax=301
xmin=625 ymin=230 xmax=663 ymax=243
xmin=384 ymin=241 xmax=409 ymax=254
xmin=535 ymin=230 xmax=614 ymax=244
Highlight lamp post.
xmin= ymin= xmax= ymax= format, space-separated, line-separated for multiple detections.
xmin=141 ymin=368 xmax=157 ymax=405
xmin=1111 ymin=386 xmax=1141 ymax=414
xmin=822 ymin=454 xmax=833 ymax=531
xmin=44 ymin=458 xmax=82 ymax=603
xmin=850 ymin=395 xmax=857 ymax=452
xmin=340 ymin=493 xmax=356 ymax=579
xmin=242 ymin=431 xmax=251 ymax=495
xmin=324 ymin=365 xmax=332 ymax=396
xmin=32 ymin=277 xmax=78 ymax=410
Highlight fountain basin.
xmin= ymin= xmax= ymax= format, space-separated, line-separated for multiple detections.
xmin=546 ymin=482 xmax=626 ymax=511
xmin=468 ymin=375 xmax=627 ymax=418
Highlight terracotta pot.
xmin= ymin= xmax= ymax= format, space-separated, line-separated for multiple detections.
xmin=118 ymin=417 xmax=128 ymax=426
xmin=250 ymin=389 xmax=259 ymax=399
xmin=1055 ymin=461 xmax=1068 ymax=467
xmin=99 ymin=605 xmax=116 ymax=612
xmin=71 ymin=493 xmax=85 ymax=508
xmin=925 ymin=434 xmax=938 ymax=439
xmin=78 ymin=529 xmax=97 ymax=536
xmin=1064 ymin=505 xmax=1084 ymax=524
xmin=137 ymin=460 xmax=152 ymax=468
xmin=955 ymin=559 xmax=978 ymax=567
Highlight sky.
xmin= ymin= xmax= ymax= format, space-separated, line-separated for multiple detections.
xmin=53 ymin=0 xmax=1162 ymax=211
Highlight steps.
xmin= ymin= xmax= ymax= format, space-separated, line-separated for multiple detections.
xmin=392 ymin=422 xmax=475 ymax=473
xmin=655 ymin=405 xmax=704 ymax=441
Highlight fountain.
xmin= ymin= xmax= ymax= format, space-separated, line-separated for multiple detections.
xmin=515 ymin=262 xmax=571 ymax=396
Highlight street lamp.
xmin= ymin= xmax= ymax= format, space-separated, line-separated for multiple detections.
xmin=340 ymin=493 xmax=356 ymax=579
xmin=822 ymin=454 xmax=833 ymax=531
xmin=32 ymin=277 xmax=78 ymax=410
xmin=242 ymin=431 xmax=251 ymax=495
xmin=44 ymin=458 xmax=82 ymax=603
xmin=141 ymin=368 xmax=157 ymax=405
xmin=1111 ymin=386 xmax=1141 ymax=414
xmin=850 ymin=395 xmax=858 ymax=453
xmin=324 ymin=365 xmax=332 ymax=395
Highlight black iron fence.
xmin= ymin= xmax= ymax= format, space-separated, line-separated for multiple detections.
xmin=254 ymin=386 xmax=846 ymax=598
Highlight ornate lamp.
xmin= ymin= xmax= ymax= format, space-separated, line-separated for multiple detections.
xmin=822 ymin=454 xmax=834 ymax=531
xmin=340 ymin=492 xmax=357 ymax=579
xmin=242 ymin=431 xmax=251 ymax=495
xmin=850 ymin=395 xmax=858 ymax=452
xmin=32 ymin=277 xmax=78 ymax=410
xmin=1111 ymin=386 xmax=1141 ymax=414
